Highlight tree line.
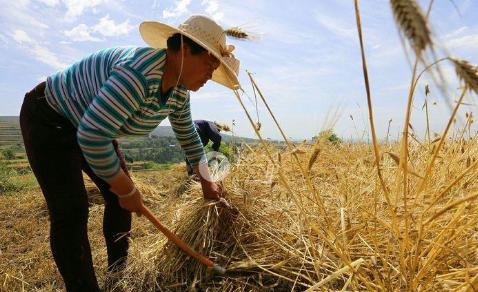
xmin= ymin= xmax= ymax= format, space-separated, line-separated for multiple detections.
xmin=119 ymin=136 xmax=185 ymax=164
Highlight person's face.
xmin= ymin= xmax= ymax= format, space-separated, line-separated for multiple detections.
xmin=181 ymin=46 xmax=220 ymax=91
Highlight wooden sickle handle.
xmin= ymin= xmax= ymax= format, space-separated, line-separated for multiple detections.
xmin=140 ymin=205 xmax=215 ymax=268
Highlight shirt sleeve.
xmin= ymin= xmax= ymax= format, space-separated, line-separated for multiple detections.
xmin=77 ymin=65 xmax=147 ymax=180
xmin=169 ymin=97 xmax=206 ymax=166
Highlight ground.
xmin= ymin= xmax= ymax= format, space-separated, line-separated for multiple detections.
xmin=0 ymin=164 xmax=187 ymax=291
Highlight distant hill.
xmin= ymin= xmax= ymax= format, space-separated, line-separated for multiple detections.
xmin=150 ymin=126 xmax=259 ymax=144
xmin=0 ymin=116 xmax=259 ymax=146
xmin=0 ymin=116 xmax=20 ymax=123
xmin=150 ymin=125 xmax=259 ymax=144
xmin=0 ymin=116 xmax=22 ymax=146
xmin=222 ymin=134 xmax=259 ymax=144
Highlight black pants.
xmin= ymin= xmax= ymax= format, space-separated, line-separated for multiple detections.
xmin=19 ymin=82 xmax=132 ymax=292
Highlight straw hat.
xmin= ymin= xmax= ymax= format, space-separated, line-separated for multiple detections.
xmin=213 ymin=121 xmax=231 ymax=132
xmin=140 ymin=15 xmax=240 ymax=90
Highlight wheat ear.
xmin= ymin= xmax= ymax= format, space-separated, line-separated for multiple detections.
xmin=449 ymin=58 xmax=478 ymax=95
xmin=224 ymin=27 xmax=251 ymax=40
xmin=390 ymin=0 xmax=432 ymax=53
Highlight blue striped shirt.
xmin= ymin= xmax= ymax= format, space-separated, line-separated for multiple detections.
xmin=45 ymin=47 xmax=205 ymax=179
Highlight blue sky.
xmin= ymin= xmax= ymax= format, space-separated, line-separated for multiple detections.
xmin=0 ymin=0 xmax=477 ymax=141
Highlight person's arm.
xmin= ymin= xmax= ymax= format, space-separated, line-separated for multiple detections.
xmin=112 ymin=139 xmax=131 ymax=177
xmin=77 ymin=64 xmax=147 ymax=212
xmin=169 ymin=97 xmax=224 ymax=200
xmin=208 ymin=123 xmax=222 ymax=152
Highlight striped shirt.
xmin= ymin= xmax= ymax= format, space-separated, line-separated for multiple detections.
xmin=45 ymin=47 xmax=205 ymax=180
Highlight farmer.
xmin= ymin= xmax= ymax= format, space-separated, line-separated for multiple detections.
xmin=19 ymin=15 xmax=240 ymax=291
xmin=186 ymin=120 xmax=223 ymax=175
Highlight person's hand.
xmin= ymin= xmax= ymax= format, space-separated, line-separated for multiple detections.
xmin=106 ymin=170 xmax=144 ymax=215
xmin=193 ymin=161 xmax=226 ymax=200
xmin=117 ymin=187 xmax=145 ymax=215
xmin=201 ymin=180 xmax=226 ymax=200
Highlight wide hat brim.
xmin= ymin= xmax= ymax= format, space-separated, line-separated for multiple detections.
xmin=139 ymin=21 xmax=240 ymax=90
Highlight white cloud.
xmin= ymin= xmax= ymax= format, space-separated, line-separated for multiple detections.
xmin=92 ymin=15 xmax=134 ymax=37
xmin=314 ymin=13 xmax=356 ymax=41
xmin=10 ymin=29 xmax=67 ymax=70
xmin=447 ymin=34 xmax=478 ymax=51
xmin=445 ymin=26 xmax=468 ymax=39
xmin=31 ymin=45 xmax=67 ymax=70
xmin=444 ymin=26 xmax=478 ymax=50
xmin=259 ymin=20 xmax=316 ymax=45
xmin=1 ymin=1 xmax=49 ymax=29
xmin=0 ymin=34 xmax=8 ymax=48
xmin=12 ymin=30 xmax=34 ymax=45
xmin=35 ymin=0 xmax=60 ymax=7
xmin=63 ymin=15 xmax=134 ymax=42
xmin=63 ymin=0 xmax=107 ymax=19
xmin=64 ymin=24 xmax=102 ymax=42
xmin=202 ymin=0 xmax=223 ymax=21
xmin=163 ymin=0 xmax=191 ymax=19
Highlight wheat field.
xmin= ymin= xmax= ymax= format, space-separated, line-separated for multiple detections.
xmin=2 ymin=138 xmax=478 ymax=290
xmin=2 ymin=0 xmax=478 ymax=290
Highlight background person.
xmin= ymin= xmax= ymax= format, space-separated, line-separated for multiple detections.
xmin=186 ymin=120 xmax=223 ymax=175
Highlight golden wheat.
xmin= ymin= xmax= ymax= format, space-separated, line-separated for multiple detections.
xmin=450 ymin=57 xmax=478 ymax=95
xmin=224 ymin=27 xmax=250 ymax=40
xmin=390 ymin=0 xmax=432 ymax=53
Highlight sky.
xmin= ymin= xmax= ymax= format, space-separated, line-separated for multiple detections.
xmin=0 ymin=0 xmax=477 ymax=141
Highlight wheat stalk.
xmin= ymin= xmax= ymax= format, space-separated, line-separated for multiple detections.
xmin=305 ymin=258 xmax=365 ymax=290
xmin=390 ymin=0 xmax=431 ymax=53
xmin=449 ymin=58 xmax=478 ymax=95
xmin=354 ymin=0 xmax=392 ymax=207
xmin=386 ymin=152 xmax=423 ymax=178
